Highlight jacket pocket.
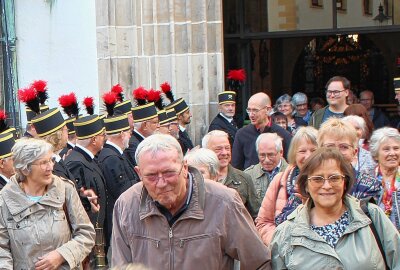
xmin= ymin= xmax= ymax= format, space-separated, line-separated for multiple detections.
xmin=130 ymin=234 xmax=160 ymax=248
xmin=6 ymin=218 xmax=34 ymax=246
xmin=178 ymin=233 xmax=213 ymax=248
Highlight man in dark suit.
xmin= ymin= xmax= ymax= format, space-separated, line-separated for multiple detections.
xmin=65 ymin=115 xmax=107 ymax=237
xmin=360 ymin=90 xmax=390 ymax=129
xmin=0 ymin=132 xmax=15 ymax=190
xmin=59 ymin=117 xmax=77 ymax=159
xmin=208 ymin=91 xmax=238 ymax=146
xmin=124 ymin=102 xmax=159 ymax=167
xmin=166 ymin=98 xmax=193 ymax=154
xmin=97 ymin=114 xmax=139 ymax=248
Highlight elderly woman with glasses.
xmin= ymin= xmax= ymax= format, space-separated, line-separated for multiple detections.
xmin=270 ymin=147 xmax=400 ymax=269
xmin=256 ymin=126 xmax=318 ymax=244
xmin=275 ymin=94 xmax=307 ymax=135
xmin=0 ymin=138 xmax=95 ymax=269
xmin=370 ymin=127 xmax=400 ymax=230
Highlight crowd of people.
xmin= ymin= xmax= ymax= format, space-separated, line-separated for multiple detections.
xmin=0 ymin=75 xmax=399 ymax=269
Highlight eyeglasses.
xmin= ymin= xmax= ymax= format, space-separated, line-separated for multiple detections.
xmin=308 ymin=174 xmax=345 ymax=187
xmin=278 ymin=104 xmax=291 ymax=109
xmin=246 ymin=105 xmax=269 ymax=114
xmin=259 ymin=152 xmax=278 ymax=160
xmin=31 ymin=158 xmax=55 ymax=170
xmin=296 ymin=103 xmax=308 ymax=108
xmin=142 ymin=163 xmax=184 ymax=183
xmin=325 ymin=89 xmax=346 ymax=96
xmin=323 ymin=143 xmax=353 ymax=152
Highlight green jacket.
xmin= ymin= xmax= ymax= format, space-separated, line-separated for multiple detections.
xmin=244 ymin=158 xmax=288 ymax=206
xmin=224 ymin=164 xmax=260 ymax=218
xmin=308 ymin=106 xmax=328 ymax=129
xmin=271 ymin=195 xmax=400 ymax=270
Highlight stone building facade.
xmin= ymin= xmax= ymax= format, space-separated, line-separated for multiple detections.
xmin=95 ymin=0 xmax=225 ymax=145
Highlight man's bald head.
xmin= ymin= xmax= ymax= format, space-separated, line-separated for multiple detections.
xmin=248 ymin=92 xmax=271 ymax=108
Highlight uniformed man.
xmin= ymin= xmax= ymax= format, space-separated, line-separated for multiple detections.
xmin=65 ymin=115 xmax=107 ymax=224
xmin=394 ymin=77 xmax=400 ymax=105
xmin=124 ymin=102 xmax=159 ymax=167
xmin=0 ymin=132 xmax=15 ymax=190
xmin=157 ymin=108 xmax=179 ymax=139
xmin=165 ymin=98 xmax=193 ymax=154
xmin=114 ymin=100 xmax=134 ymax=130
xmin=208 ymin=91 xmax=238 ymax=146
xmin=97 ymin=114 xmax=139 ymax=248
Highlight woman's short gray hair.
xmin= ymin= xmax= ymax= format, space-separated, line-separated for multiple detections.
xmin=184 ymin=148 xmax=220 ymax=179
xmin=369 ymin=127 xmax=400 ymax=159
xmin=342 ymin=115 xmax=366 ymax=138
xmin=202 ymin=130 xmax=229 ymax=148
xmin=292 ymin=92 xmax=308 ymax=105
xmin=135 ymin=134 xmax=183 ymax=165
xmin=275 ymin=94 xmax=295 ymax=114
xmin=255 ymin=133 xmax=283 ymax=153
xmin=12 ymin=138 xmax=53 ymax=181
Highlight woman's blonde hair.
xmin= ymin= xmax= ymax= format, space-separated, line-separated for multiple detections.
xmin=287 ymin=126 xmax=318 ymax=165
xmin=317 ymin=118 xmax=358 ymax=148
xmin=42 ymin=127 xmax=65 ymax=152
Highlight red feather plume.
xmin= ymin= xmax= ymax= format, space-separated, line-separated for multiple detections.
xmin=0 ymin=110 xmax=9 ymax=133
xmin=147 ymin=89 xmax=163 ymax=110
xmin=227 ymin=69 xmax=246 ymax=82
xmin=18 ymin=86 xmax=40 ymax=114
xmin=0 ymin=110 xmax=6 ymax=120
xmin=31 ymin=80 xmax=49 ymax=105
xmin=160 ymin=82 xmax=171 ymax=93
xmin=133 ymin=86 xmax=148 ymax=105
xmin=58 ymin=92 xmax=79 ymax=117
xmin=102 ymin=91 xmax=118 ymax=116
xmin=83 ymin=97 xmax=95 ymax=115
xmin=160 ymin=81 xmax=174 ymax=102
xmin=111 ymin=84 xmax=124 ymax=102
xmin=31 ymin=80 xmax=47 ymax=92
xmin=18 ymin=87 xmax=37 ymax=102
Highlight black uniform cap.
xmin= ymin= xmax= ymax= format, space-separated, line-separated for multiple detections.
xmin=131 ymin=102 xmax=158 ymax=122
xmin=0 ymin=132 xmax=15 ymax=159
xmin=73 ymin=115 xmax=105 ymax=140
xmin=218 ymin=91 xmax=236 ymax=104
xmin=104 ymin=114 xmax=130 ymax=135
xmin=31 ymin=108 xmax=65 ymax=138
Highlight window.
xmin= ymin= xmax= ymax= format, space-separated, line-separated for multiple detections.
xmin=364 ymin=0 xmax=372 ymax=15
xmin=336 ymin=0 xmax=346 ymax=11
xmin=311 ymin=0 xmax=323 ymax=7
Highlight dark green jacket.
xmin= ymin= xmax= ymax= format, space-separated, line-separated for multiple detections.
xmin=224 ymin=165 xmax=260 ymax=218
xmin=308 ymin=106 xmax=328 ymax=129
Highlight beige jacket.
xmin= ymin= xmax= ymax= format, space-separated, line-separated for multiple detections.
xmin=0 ymin=175 xmax=95 ymax=269
xmin=111 ymin=167 xmax=271 ymax=270
xmin=271 ymin=195 xmax=400 ymax=269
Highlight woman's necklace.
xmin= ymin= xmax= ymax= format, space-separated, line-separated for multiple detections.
xmin=376 ymin=166 xmax=399 ymax=217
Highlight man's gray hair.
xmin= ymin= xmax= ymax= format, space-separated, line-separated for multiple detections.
xmin=12 ymin=138 xmax=53 ymax=181
xmin=202 ymin=130 xmax=229 ymax=148
xmin=369 ymin=127 xmax=400 ymax=159
xmin=342 ymin=115 xmax=366 ymax=137
xmin=135 ymin=134 xmax=183 ymax=165
xmin=292 ymin=92 xmax=308 ymax=105
xmin=255 ymin=133 xmax=283 ymax=153
xmin=184 ymin=148 xmax=220 ymax=179
xmin=76 ymin=138 xmax=92 ymax=148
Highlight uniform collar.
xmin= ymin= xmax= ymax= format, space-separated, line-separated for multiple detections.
xmin=106 ymin=141 xmax=123 ymax=155
xmin=75 ymin=144 xmax=95 ymax=159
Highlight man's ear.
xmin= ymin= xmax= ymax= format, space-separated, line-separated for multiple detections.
xmin=134 ymin=166 xmax=141 ymax=176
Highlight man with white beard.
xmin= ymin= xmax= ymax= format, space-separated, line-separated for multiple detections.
xmin=97 ymin=114 xmax=140 ymax=250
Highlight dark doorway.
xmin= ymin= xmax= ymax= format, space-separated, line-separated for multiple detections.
xmin=292 ymin=35 xmax=389 ymax=103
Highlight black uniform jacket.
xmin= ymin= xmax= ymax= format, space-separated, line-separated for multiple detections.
xmin=178 ymin=129 xmax=194 ymax=154
xmin=97 ymin=143 xmax=140 ymax=245
xmin=208 ymin=114 xmax=238 ymax=146
xmin=124 ymin=130 xmax=144 ymax=167
xmin=65 ymin=146 xmax=107 ymax=228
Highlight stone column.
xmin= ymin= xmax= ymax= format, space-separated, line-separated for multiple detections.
xmin=95 ymin=0 xmax=224 ymax=145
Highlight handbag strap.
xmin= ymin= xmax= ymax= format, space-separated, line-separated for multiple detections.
xmin=360 ymin=201 xmax=390 ymax=270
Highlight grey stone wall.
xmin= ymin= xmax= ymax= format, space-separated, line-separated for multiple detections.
xmin=95 ymin=0 xmax=224 ymax=145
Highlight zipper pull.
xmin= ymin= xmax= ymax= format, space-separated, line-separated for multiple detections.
xmin=169 ymin=228 xmax=173 ymax=238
